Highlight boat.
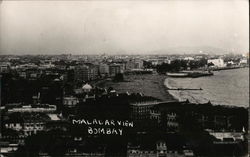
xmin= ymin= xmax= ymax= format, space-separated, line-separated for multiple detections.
xmin=166 ymin=71 xmax=213 ymax=78
xmin=188 ymin=71 xmax=213 ymax=78
xmin=166 ymin=72 xmax=189 ymax=77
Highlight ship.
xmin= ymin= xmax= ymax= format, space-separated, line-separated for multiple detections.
xmin=166 ymin=71 xmax=213 ymax=78
xmin=166 ymin=72 xmax=189 ymax=77
xmin=188 ymin=71 xmax=213 ymax=78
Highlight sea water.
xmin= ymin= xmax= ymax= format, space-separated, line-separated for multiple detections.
xmin=165 ymin=68 xmax=249 ymax=107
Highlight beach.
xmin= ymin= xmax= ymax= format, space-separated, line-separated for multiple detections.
xmin=96 ymin=74 xmax=177 ymax=102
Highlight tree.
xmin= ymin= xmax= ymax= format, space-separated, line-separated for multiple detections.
xmin=207 ymin=62 xmax=214 ymax=67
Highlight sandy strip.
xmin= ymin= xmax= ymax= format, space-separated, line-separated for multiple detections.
xmin=97 ymin=74 xmax=177 ymax=102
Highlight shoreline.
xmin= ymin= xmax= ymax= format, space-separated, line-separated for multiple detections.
xmin=159 ymin=75 xmax=178 ymax=102
xmin=96 ymin=74 xmax=178 ymax=102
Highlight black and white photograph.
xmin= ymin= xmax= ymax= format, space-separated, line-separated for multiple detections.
xmin=0 ymin=0 xmax=249 ymax=156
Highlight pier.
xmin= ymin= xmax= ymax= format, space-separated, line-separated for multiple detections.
xmin=168 ymin=88 xmax=203 ymax=90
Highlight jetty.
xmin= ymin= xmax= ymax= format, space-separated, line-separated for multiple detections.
xmin=166 ymin=71 xmax=213 ymax=78
xmin=168 ymin=88 xmax=203 ymax=90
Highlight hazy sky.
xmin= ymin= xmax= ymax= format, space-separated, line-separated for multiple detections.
xmin=0 ymin=0 xmax=249 ymax=55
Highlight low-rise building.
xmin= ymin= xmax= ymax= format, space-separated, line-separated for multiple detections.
xmin=127 ymin=148 xmax=156 ymax=157
xmin=166 ymin=113 xmax=178 ymax=129
xmin=207 ymin=58 xmax=226 ymax=67
xmin=63 ymin=96 xmax=79 ymax=108
xmin=130 ymin=101 xmax=159 ymax=120
xmin=7 ymin=104 xmax=57 ymax=113
xmin=4 ymin=113 xmax=51 ymax=136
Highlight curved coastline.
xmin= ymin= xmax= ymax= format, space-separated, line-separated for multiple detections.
xmin=164 ymin=77 xmax=185 ymax=102
xmin=159 ymin=75 xmax=178 ymax=102
xmin=163 ymin=77 xmax=186 ymax=101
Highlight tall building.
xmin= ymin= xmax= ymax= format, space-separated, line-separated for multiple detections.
xmin=74 ymin=64 xmax=99 ymax=82
xmin=74 ymin=65 xmax=89 ymax=82
xmin=126 ymin=59 xmax=144 ymax=71
xmin=109 ymin=64 xmax=122 ymax=76
xmin=99 ymin=63 xmax=109 ymax=76
xmin=130 ymin=101 xmax=159 ymax=120
xmin=88 ymin=64 xmax=99 ymax=80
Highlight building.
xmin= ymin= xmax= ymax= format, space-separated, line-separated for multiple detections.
xmin=183 ymin=150 xmax=194 ymax=157
xmin=7 ymin=104 xmax=57 ymax=113
xmin=0 ymin=143 xmax=19 ymax=156
xmin=45 ymin=120 xmax=69 ymax=131
xmin=239 ymin=59 xmax=248 ymax=65
xmin=4 ymin=113 xmax=51 ymax=136
xmin=63 ymin=96 xmax=79 ymax=108
xmin=109 ymin=64 xmax=122 ymax=76
xmin=74 ymin=64 xmax=99 ymax=82
xmin=130 ymin=101 xmax=159 ymax=120
xmin=74 ymin=65 xmax=89 ymax=82
xmin=207 ymin=58 xmax=226 ymax=67
xmin=150 ymin=108 xmax=161 ymax=123
xmin=0 ymin=62 xmax=11 ymax=73
xmin=149 ymin=103 xmax=179 ymax=131
xmin=183 ymin=57 xmax=194 ymax=61
xmin=127 ymin=141 xmax=187 ymax=157
xmin=166 ymin=113 xmax=178 ymax=129
xmin=88 ymin=64 xmax=99 ymax=80
xmin=207 ymin=131 xmax=244 ymax=142
xmin=82 ymin=83 xmax=93 ymax=93
xmin=99 ymin=63 xmax=109 ymax=76
xmin=127 ymin=147 xmax=156 ymax=157
xmin=156 ymin=141 xmax=167 ymax=157
xmin=126 ymin=59 xmax=144 ymax=71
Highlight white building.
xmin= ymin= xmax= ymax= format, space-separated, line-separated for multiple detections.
xmin=4 ymin=113 xmax=51 ymax=136
xmin=207 ymin=58 xmax=226 ymax=67
xmin=82 ymin=83 xmax=92 ymax=93
xmin=240 ymin=59 xmax=248 ymax=64
xmin=63 ymin=96 xmax=79 ymax=107
xmin=184 ymin=57 xmax=195 ymax=61
xmin=7 ymin=105 xmax=57 ymax=113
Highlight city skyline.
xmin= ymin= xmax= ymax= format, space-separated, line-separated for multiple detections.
xmin=0 ymin=0 xmax=249 ymax=55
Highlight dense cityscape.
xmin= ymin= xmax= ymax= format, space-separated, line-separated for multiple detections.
xmin=0 ymin=53 xmax=249 ymax=157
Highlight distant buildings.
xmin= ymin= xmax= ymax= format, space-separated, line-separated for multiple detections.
xmin=183 ymin=57 xmax=195 ymax=61
xmin=4 ymin=113 xmax=51 ymax=136
xmin=239 ymin=58 xmax=248 ymax=65
xmin=0 ymin=62 xmax=11 ymax=73
xmin=7 ymin=104 xmax=57 ymax=113
xmin=207 ymin=131 xmax=244 ymax=142
xmin=127 ymin=147 xmax=156 ymax=157
xmin=127 ymin=141 xmax=194 ymax=157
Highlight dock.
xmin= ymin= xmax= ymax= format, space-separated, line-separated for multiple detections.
xmin=168 ymin=88 xmax=203 ymax=90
